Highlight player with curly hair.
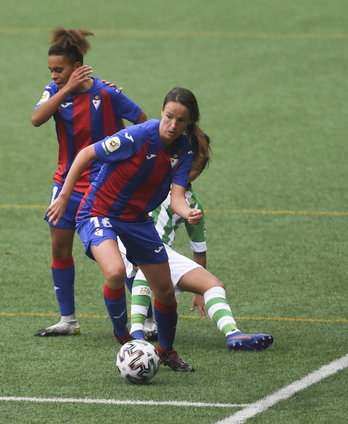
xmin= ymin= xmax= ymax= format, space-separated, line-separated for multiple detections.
xmin=32 ymin=28 xmax=146 ymax=337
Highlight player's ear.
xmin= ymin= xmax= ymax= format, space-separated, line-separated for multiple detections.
xmin=74 ymin=62 xmax=82 ymax=70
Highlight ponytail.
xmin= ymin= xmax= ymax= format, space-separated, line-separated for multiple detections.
xmin=185 ymin=124 xmax=211 ymax=170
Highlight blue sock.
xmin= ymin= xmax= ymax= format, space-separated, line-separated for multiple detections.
xmin=125 ymin=276 xmax=134 ymax=293
xmin=51 ymin=256 xmax=75 ymax=317
xmin=146 ymin=301 xmax=153 ymax=319
xmin=103 ymin=285 xmax=128 ymax=337
xmin=154 ymin=299 xmax=177 ymax=351
xmin=131 ymin=329 xmax=144 ymax=340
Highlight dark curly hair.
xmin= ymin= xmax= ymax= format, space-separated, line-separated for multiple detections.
xmin=48 ymin=28 xmax=94 ymax=65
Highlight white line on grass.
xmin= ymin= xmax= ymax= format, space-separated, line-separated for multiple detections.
xmin=215 ymin=353 xmax=348 ymax=424
xmin=0 ymin=397 xmax=248 ymax=409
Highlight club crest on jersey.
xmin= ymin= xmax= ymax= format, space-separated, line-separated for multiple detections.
xmin=186 ymin=196 xmax=196 ymax=207
xmin=93 ymin=97 xmax=101 ymax=109
xmin=102 ymin=136 xmax=121 ymax=154
xmin=170 ymin=154 xmax=179 ymax=168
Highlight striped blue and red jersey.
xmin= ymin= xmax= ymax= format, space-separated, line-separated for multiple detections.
xmin=76 ymin=119 xmax=194 ymax=223
xmin=34 ymin=77 xmax=142 ymax=193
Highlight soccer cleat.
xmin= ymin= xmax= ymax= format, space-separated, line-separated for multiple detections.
xmin=114 ymin=330 xmax=135 ymax=345
xmin=34 ymin=320 xmax=80 ymax=337
xmin=227 ymin=331 xmax=274 ymax=351
xmin=158 ymin=349 xmax=195 ymax=372
xmin=144 ymin=317 xmax=158 ymax=342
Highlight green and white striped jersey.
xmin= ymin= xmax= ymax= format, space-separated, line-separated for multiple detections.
xmin=151 ymin=184 xmax=207 ymax=253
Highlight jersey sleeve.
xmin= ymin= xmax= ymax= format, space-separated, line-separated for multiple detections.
xmin=104 ymin=86 xmax=142 ymax=124
xmin=94 ymin=125 xmax=145 ymax=163
xmin=171 ymin=138 xmax=194 ymax=187
xmin=33 ymin=82 xmax=58 ymax=110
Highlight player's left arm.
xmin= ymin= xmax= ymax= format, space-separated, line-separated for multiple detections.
xmin=135 ymin=110 xmax=147 ymax=124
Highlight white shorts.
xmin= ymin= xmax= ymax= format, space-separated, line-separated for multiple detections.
xmin=118 ymin=239 xmax=137 ymax=278
xmin=134 ymin=244 xmax=201 ymax=296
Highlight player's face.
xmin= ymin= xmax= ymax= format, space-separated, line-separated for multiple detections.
xmin=48 ymin=55 xmax=78 ymax=90
xmin=159 ymin=101 xmax=192 ymax=146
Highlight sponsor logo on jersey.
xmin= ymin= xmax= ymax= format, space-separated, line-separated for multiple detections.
xmin=61 ymin=102 xmax=73 ymax=108
xmin=102 ymin=136 xmax=121 ymax=154
xmin=146 ymin=154 xmax=157 ymax=160
xmin=154 ymin=246 xmax=164 ymax=253
xmin=125 ymin=132 xmax=135 ymax=143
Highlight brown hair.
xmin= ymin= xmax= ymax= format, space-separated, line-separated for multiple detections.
xmin=199 ymin=133 xmax=211 ymax=171
xmin=163 ymin=87 xmax=211 ymax=169
xmin=48 ymin=28 xmax=94 ymax=65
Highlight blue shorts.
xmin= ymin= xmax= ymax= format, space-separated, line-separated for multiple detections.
xmin=45 ymin=183 xmax=84 ymax=230
xmin=77 ymin=216 xmax=168 ymax=266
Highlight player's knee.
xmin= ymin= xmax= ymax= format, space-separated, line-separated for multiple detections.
xmin=51 ymin=242 xmax=73 ymax=258
xmin=205 ymin=274 xmax=224 ymax=290
xmin=152 ymin=283 xmax=175 ymax=305
xmin=215 ymin=279 xmax=225 ymax=289
xmin=104 ymin=264 xmax=126 ymax=288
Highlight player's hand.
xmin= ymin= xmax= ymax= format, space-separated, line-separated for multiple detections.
xmin=65 ymin=65 xmax=93 ymax=92
xmin=190 ymin=294 xmax=209 ymax=317
xmin=187 ymin=208 xmax=202 ymax=225
xmin=102 ymin=80 xmax=123 ymax=91
xmin=46 ymin=196 xmax=69 ymax=226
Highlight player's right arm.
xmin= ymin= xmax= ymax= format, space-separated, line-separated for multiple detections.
xmin=46 ymin=144 xmax=97 ymax=225
xmin=31 ymin=66 xmax=92 ymax=126
xmin=31 ymin=86 xmax=69 ymax=126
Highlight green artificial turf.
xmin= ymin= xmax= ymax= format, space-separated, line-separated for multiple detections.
xmin=1 ymin=1 xmax=347 ymax=423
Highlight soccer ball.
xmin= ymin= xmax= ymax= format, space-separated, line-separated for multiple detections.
xmin=116 ymin=340 xmax=160 ymax=384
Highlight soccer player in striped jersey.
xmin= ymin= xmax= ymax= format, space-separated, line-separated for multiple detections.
xmin=129 ymin=143 xmax=274 ymax=352
xmin=46 ymin=87 xmax=211 ymax=372
xmin=31 ymin=28 xmax=146 ymax=337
